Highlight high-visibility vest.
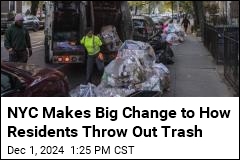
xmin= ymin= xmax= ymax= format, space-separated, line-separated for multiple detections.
xmin=81 ymin=36 xmax=102 ymax=55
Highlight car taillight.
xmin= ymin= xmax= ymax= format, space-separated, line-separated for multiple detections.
xmin=65 ymin=57 xmax=70 ymax=62
xmin=58 ymin=57 xmax=63 ymax=62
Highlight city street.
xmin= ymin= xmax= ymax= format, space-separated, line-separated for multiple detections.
xmin=2 ymin=30 xmax=52 ymax=68
xmin=1 ymin=2 xmax=239 ymax=159
xmin=1 ymin=1 xmax=238 ymax=97
xmin=1 ymin=29 xmax=234 ymax=96
xmin=1 ymin=31 xmax=86 ymax=89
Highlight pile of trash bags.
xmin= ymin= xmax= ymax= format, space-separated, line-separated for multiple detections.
xmin=148 ymin=32 xmax=174 ymax=65
xmin=95 ymin=41 xmax=170 ymax=97
xmin=100 ymin=25 xmax=122 ymax=52
xmin=70 ymin=83 xmax=96 ymax=97
xmin=163 ymin=23 xmax=185 ymax=45
xmin=69 ymin=40 xmax=170 ymax=97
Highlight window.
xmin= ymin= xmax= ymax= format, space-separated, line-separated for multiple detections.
xmin=1 ymin=72 xmax=12 ymax=93
xmin=9 ymin=1 xmax=15 ymax=12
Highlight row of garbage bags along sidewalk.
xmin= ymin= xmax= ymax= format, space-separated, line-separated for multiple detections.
xmin=99 ymin=24 xmax=179 ymax=65
xmin=148 ymin=23 xmax=185 ymax=65
xmin=162 ymin=23 xmax=186 ymax=45
xmin=70 ymin=40 xmax=170 ymax=97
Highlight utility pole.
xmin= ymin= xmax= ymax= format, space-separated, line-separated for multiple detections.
xmin=172 ymin=1 xmax=174 ymax=19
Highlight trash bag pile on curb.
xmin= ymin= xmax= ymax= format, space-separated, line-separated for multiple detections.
xmin=95 ymin=40 xmax=170 ymax=97
xmin=100 ymin=25 xmax=122 ymax=52
xmin=69 ymin=40 xmax=170 ymax=97
xmin=149 ymin=34 xmax=174 ymax=65
xmin=94 ymin=86 xmax=136 ymax=97
xmin=69 ymin=83 xmax=96 ymax=97
xmin=153 ymin=63 xmax=171 ymax=91
xmin=148 ymin=23 xmax=185 ymax=65
xmin=98 ymin=40 xmax=155 ymax=87
xmin=163 ymin=23 xmax=185 ymax=45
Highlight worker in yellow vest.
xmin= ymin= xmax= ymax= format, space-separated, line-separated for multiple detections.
xmin=81 ymin=28 xmax=104 ymax=84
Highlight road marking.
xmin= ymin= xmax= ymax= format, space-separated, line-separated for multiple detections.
xmin=32 ymin=45 xmax=44 ymax=49
xmin=31 ymin=35 xmax=44 ymax=38
xmin=1 ymin=41 xmax=43 ymax=48
xmin=32 ymin=41 xmax=43 ymax=45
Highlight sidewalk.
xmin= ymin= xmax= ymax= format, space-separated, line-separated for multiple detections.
xmin=165 ymin=35 xmax=233 ymax=97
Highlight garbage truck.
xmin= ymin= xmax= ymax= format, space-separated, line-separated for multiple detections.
xmin=44 ymin=1 xmax=133 ymax=64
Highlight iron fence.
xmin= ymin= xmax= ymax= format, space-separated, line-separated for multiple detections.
xmin=203 ymin=23 xmax=220 ymax=63
xmin=203 ymin=23 xmax=239 ymax=95
xmin=203 ymin=23 xmax=239 ymax=64
xmin=224 ymin=33 xmax=239 ymax=95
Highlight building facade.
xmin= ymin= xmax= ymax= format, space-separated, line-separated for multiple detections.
xmin=205 ymin=1 xmax=239 ymax=25
xmin=1 ymin=1 xmax=22 ymax=14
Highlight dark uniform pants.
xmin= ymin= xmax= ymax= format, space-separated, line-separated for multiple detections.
xmin=9 ymin=50 xmax=28 ymax=63
xmin=184 ymin=25 xmax=188 ymax=33
xmin=86 ymin=53 xmax=104 ymax=83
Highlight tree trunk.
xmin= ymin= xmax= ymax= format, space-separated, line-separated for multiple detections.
xmin=31 ymin=1 xmax=39 ymax=16
xmin=193 ymin=1 xmax=205 ymax=38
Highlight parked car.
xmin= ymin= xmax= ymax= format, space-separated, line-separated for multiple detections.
xmin=151 ymin=16 xmax=161 ymax=24
xmin=23 ymin=15 xmax=42 ymax=31
xmin=150 ymin=16 xmax=165 ymax=31
xmin=1 ymin=15 xmax=44 ymax=34
xmin=1 ymin=62 xmax=69 ymax=97
xmin=132 ymin=15 xmax=157 ymax=42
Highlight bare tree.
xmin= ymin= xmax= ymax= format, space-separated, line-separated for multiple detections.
xmin=31 ymin=1 xmax=39 ymax=16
